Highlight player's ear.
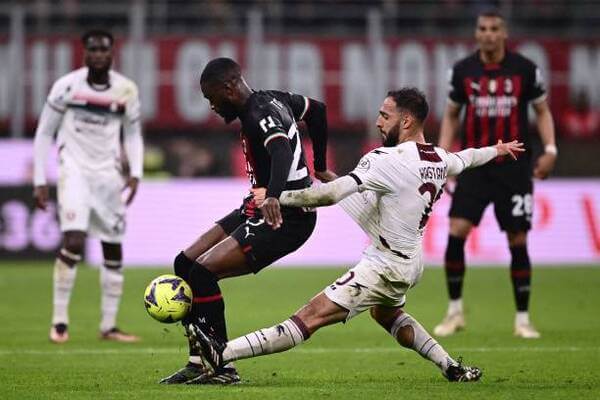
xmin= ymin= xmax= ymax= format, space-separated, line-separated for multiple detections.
xmin=401 ymin=113 xmax=412 ymax=130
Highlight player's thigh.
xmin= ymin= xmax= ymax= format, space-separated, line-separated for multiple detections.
xmin=294 ymin=292 xmax=350 ymax=334
xmin=57 ymin=168 xmax=92 ymax=233
xmin=185 ymin=208 xmax=244 ymax=260
xmin=184 ymin=224 xmax=229 ymax=260
xmin=324 ymin=257 xmax=409 ymax=321
xmin=196 ymin=236 xmax=250 ymax=279
xmin=89 ymin=171 xmax=126 ymax=243
xmin=449 ymin=168 xmax=492 ymax=227
xmin=228 ymin=211 xmax=317 ymax=274
xmin=492 ymin=169 xmax=533 ymax=233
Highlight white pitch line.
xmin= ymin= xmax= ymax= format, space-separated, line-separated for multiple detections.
xmin=0 ymin=346 xmax=598 ymax=356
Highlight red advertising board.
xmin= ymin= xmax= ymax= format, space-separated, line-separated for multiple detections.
xmin=2 ymin=36 xmax=599 ymax=131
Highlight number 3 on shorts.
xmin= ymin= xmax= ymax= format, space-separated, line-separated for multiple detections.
xmin=511 ymin=194 xmax=533 ymax=218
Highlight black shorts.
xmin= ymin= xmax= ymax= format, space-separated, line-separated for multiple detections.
xmin=216 ymin=206 xmax=317 ymax=273
xmin=449 ymin=161 xmax=533 ymax=232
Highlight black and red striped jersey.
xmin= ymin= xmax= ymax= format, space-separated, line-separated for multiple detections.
xmin=448 ymin=50 xmax=546 ymax=159
xmin=239 ymin=90 xmax=312 ymax=191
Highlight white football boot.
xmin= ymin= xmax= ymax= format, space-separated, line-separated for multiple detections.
xmin=433 ymin=312 xmax=466 ymax=337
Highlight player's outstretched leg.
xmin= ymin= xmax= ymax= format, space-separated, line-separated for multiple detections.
xmin=188 ymin=292 xmax=346 ymax=382
xmin=508 ymin=232 xmax=540 ymax=339
xmin=372 ymin=306 xmax=482 ymax=382
xmin=188 ymin=315 xmax=310 ymax=373
xmin=98 ymin=242 xmax=139 ymax=342
xmin=50 ymin=231 xmax=84 ymax=343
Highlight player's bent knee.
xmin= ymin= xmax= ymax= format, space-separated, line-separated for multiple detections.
xmin=507 ymin=231 xmax=528 ymax=247
xmin=449 ymin=218 xmax=473 ymax=239
xmin=63 ymin=233 xmax=85 ymax=256
xmin=370 ymin=306 xmax=404 ymax=332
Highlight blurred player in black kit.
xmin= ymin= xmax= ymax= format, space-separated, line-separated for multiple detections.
xmin=434 ymin=10 xmax=557 ymax=339
xmin=160 ymin=57 xmax=336 ymax=385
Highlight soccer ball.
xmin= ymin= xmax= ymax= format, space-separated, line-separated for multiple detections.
xmin=144 ymin=274 xmax=192 ymax=323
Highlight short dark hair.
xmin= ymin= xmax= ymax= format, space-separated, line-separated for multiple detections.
xmin=200 ymin=57 xmax=242 ymax=85
xmin=478 ymin=8 xmax=505 ymax=21
xmin=386 ymin=88 xmax=429 ymax=124
xmin=81 ymin=29 xmax=114 ymax=46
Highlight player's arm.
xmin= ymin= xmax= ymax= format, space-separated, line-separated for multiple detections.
xmin=526 ymin=64 xmax=556 ymax=179
xmin=301 ymin=98 xmax=337 ymax=182
xmin=439 ymin=102 xmax=462 ymax=150
xmin=122 ymin=83 xmax=144 ymax=205
xmin=280 ymin=175 xmax=359 ymax=207
xmin=33 ymin=100 xmax=65 ymax=210
xmin=445 ymin=141 xmax=525 ymax=177
xmin=261 ymin=133 xmax=294 ymax=229
xmin=280 ymin=152 xmax=389 ymax=208
xmin=438 ymin=67 xmax=465 ymax=150
xmin=285 ymin=92 xmax=336 ymax=182
xmin=532 ymin=99 xmax=557 ymax=179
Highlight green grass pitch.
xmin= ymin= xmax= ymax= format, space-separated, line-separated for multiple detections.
xmin=1 ymin=262 xmax=599 ymax=399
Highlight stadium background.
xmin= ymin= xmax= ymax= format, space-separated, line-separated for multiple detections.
xmin=1 ymin=0 xmax=598 ymax=266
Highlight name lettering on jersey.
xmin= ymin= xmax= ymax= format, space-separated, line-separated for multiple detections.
xmin=469 ymin=95 xmax=517 ymax=117
xmin=419 ymin=166 xmax=447 ymax=181
xmin=466 ymin=76 xmax=520 ymax=118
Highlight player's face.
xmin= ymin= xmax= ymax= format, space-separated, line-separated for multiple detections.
xmin=475 ymin=16 xmax=507 ymax=53
xmin=84 ymin=36 xmax=113 ymax=72
xmin=201 ymin=81 xmax=239 ymax=123
xmin=376 ymin=97 xmax=402 ymax=147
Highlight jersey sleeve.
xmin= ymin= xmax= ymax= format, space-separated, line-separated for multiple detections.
xmin=124 ymin=81 xmax=141 ymax=123
xmin=252 ymin=107 xmax=289 ymax=148
xmin=447 ymin=65 xmax=467 ymax=106
xmin=46 ymin=76 xmax=71 ymax=113
xmin=524 ymin=62 xmax=547 ymax=104
xmin=275 ymin=91 xmax=310 ymax=121
xmin=348 ymin=152 xmax=392 ymax=194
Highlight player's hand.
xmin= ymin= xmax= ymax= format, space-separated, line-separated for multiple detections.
xmin=251 ymin=187 xmax=267 ymax=207
xmin=33 ymin=185 xmax=49 ymax=210
xmin=534 ymin=152 xmax=556 ymax=180
xmin=494 ymin=140 xmax=525 ymax=160
xmin=123 ymin=177 xmax=140 ymax=206
xmin=314 ymin=169 xmax=338 ymax=183
xmin=260 ymin=197 xmax=283 ymax=230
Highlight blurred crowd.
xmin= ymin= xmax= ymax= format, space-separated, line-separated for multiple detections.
xmin=19 ymin=0 xmax=599 ymax=36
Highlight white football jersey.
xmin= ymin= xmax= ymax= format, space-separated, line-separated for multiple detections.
xmin=46 ymin=67 xmax=140 ymax=173
xmin=342 ymin=141 xmax=466 ymax=258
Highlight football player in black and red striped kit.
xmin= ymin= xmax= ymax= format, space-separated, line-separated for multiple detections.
xmin=160 ymin=58 xmax=336 ymax=385
xmin=434 ymin=10 xmax=557 ymax=339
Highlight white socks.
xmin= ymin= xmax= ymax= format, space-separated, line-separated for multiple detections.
xmin=100 ymin=265 xmax=124 ymax=332
xmin=391 ymin=312 xmax=455 ymax=373
xmin=222 ymin=317 xmax=310 ymax=364
xmin=52 ymin=257 xmax=77 ymax=325
xmin=515 ymin=311 xmax=530 ymax=326
xmin=448 ymin=299 xmax=463 ymax=315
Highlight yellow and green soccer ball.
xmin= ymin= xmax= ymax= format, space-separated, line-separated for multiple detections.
xmin=144 ymin=274 xmax=192 ymax=323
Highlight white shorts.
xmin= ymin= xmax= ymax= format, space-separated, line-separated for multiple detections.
xmin=324 ymin=245 xmax=424 ymax=320
xmin=57 ymin=165 xmax=126 ymax=242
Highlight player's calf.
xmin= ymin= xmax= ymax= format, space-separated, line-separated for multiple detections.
xmin=372 ymin=307 xmax=476 ymax=380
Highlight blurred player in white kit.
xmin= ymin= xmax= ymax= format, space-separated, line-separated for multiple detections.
xmin=33 ymin=29 xmax=143 ymax=343
xmin=190 ymin=88 xmax=524 ymax=382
